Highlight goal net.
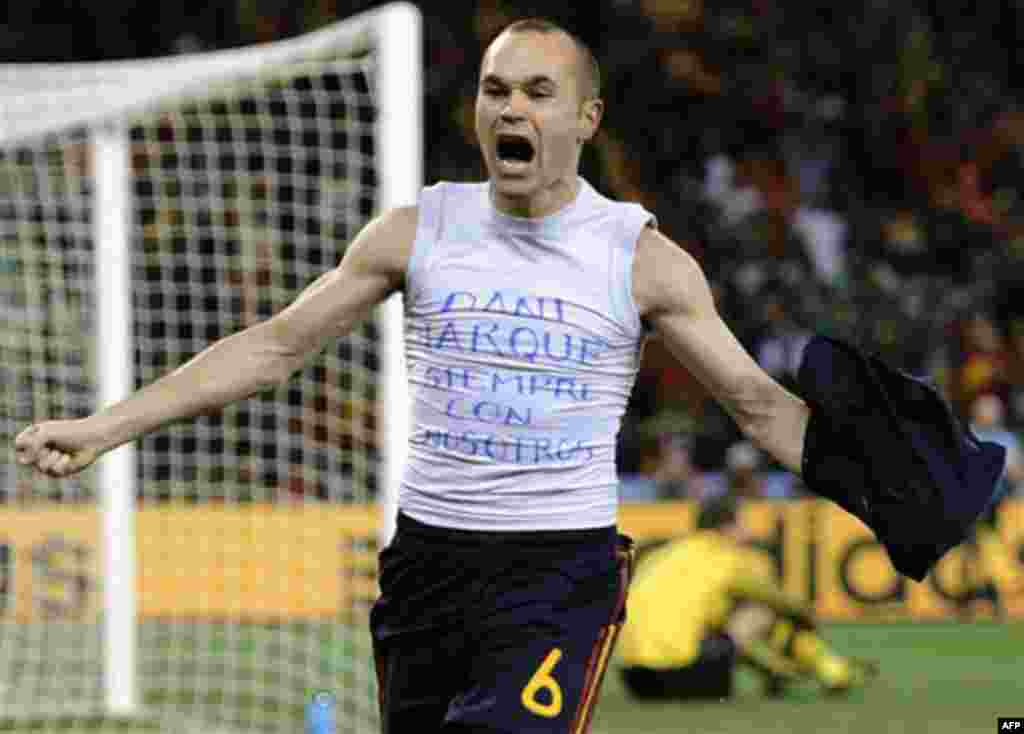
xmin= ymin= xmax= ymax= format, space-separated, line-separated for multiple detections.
xmin=0 ymin=3 xmax=419 ymax=732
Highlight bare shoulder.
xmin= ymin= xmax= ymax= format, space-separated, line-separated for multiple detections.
xmin=268 ymin=205 xmax=421 ymax=344
xmin=340 ymin=204 xmax=419 ymax=286
xmin=375 ymin=204 xmax=419 ymax=236
xmin=632 ymin=225 xmax=714 ymax=321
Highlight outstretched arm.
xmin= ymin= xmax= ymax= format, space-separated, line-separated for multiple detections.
xmin=633 ymin=228 xmax=1010 ymax=581
xmin=15 ymin=206 xmax=417 ymax=477
xmin=632 ymin=226 xmax=809 ymax=474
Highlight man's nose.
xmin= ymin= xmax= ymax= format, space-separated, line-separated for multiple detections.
xmin=500 ymin=91 xmax=528 ymax=120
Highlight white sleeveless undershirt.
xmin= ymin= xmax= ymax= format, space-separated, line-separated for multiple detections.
xmin=400 ymin=178 xmax=655 ymax=530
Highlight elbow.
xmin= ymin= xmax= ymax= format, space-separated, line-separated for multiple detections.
xmin=256 ymin=355 xmax=298 ymax=391
xmin=259 ymin=346 xmax=306 ymax=389
xmin=239 ymin=322 xmax=306 ymax=391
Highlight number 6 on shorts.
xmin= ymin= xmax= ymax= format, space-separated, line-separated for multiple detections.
xmin=521 ymin=648 xmax=563 ymax=717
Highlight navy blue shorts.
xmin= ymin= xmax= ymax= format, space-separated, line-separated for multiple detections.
xmin=371 ymin=512 xmax=634 ymax=734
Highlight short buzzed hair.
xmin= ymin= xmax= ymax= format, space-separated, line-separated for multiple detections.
xmin=489 ymin=18 xmax=602 ymax=101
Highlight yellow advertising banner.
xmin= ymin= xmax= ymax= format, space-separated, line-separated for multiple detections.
xmin=0 ymin=504 xmax=378 ymax=622
xmin=0 ymin=500 xmax=1021 ymax=621
xmin=0 ymin=506 xmax=102 ymax=622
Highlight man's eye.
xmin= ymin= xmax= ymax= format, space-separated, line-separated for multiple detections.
xmin=484 ymin=87 xmax=506 ymax=97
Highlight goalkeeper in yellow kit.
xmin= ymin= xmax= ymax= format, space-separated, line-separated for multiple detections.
xmin=617 ymin=495 xmax=877 ymax=700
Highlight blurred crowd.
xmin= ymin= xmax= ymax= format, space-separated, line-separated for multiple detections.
xmin=2 ymin=0 xmax=1023 ymax=501
xmin=417 ymin=0 xmax=1024 ymax=501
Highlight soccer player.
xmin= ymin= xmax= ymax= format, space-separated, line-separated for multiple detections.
xmin=11 ymin=18 xmax=999 ymax=734
xmin=618 ymin=495 xmax=878 ymax=700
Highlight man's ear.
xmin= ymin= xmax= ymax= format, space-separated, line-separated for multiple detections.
xmin=578 ymin=98 xmax=604 ymax=143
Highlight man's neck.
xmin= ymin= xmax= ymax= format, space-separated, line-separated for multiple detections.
xmin=492 ymin=176 xmax=580 ymax=218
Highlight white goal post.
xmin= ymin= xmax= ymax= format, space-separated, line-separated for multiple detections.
xmin=0 ymin=3 xmax=419 ymax=731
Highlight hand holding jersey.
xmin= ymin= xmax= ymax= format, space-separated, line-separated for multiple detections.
xmin=798 ymin=335 xmax=1008 ymax=581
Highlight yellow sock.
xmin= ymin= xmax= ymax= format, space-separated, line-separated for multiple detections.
xmin=791 ymin=631 xmax=851 ymax=688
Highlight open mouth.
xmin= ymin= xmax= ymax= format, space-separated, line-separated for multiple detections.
xmin=496 ymin=134 xmax=536 ymax=165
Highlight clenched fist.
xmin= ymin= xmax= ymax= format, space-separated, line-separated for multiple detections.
xmin=14 ymin=420 xmax=104 ymax=478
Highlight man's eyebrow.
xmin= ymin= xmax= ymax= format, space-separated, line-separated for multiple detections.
xmin=480 ymin=74 xmax=559 ymax=87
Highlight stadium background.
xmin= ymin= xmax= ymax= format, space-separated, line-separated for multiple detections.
xmin=9 ymin=0 xmax=1024 ymax=493
xmin=2 ymin=0 xmax=1024 ymax=732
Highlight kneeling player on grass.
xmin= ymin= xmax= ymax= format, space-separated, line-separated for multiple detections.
xmin=617 ymin=495 xmax=877 ymax=700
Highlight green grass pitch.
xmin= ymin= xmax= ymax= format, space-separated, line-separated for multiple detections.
xmin=1 ymin=620 xmax=1020 ymax=733
xmin=591 ymin=621 xmax=1024 ymax=734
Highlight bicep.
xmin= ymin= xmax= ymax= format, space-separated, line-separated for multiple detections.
xmin=634 ymin=229 xmax=767 ymax=408
xmin=266 ymin=205 xmax=416 ymax=357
